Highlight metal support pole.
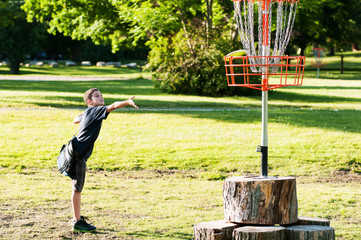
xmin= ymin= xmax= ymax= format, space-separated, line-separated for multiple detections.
xmin=261 ymin=90 xmax=268 ymax=176
xmin=257 ymin=88 xmax=269 ymax=176
xmin=258 ymin=0 xmax=270 ymax=177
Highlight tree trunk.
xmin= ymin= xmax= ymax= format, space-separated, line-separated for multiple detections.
xmin=223 ymin=176 xmax=298 ymax=225
xmin=206 ymin=0 xmax=213 ymax=45
xmin=296 ymin=216 xmax=330 ymax=226
xmin=233 ymin=226 xmax=285 ymax=240
xmin=194 ymin=220 xmax=242 ymax=240
xmin=9 ymin=61 xmax=20 ymax=74
xmin=285 ymin=225 xmax=335 ymax=240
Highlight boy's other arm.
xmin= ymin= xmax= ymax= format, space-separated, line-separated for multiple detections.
xmin=106 ymin=96 xmax=139 ymax=113
xmin=73 ymin=113 xmax=83 ymax=124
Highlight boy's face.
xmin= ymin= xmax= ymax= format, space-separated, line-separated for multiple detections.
xmin=88 ymin=90 xmax=105 ymax=106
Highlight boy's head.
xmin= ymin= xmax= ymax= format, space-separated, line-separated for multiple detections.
xmin=84 ymin=88 xmax=104 ymax=107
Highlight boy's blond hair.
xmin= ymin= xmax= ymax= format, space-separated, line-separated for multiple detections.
xmin=83 ymin=88 xmax=99 ymax=106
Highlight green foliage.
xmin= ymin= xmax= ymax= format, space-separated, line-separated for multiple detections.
xmin=0 ymin=1 xmax=22 ymax=27
xmin=0 ymin=1 xmax=47 ymax=74
xmin=22 ymin=0 xmax=137 ymax=51
xmin=292 ymin=0 xmax=361 ymax=54
xmin=23 ymin=0 xmax=259 ymax=96
xmin=143 ymin=0 xmax=259 ymax=96
xmin=147 ymin=31 xmax=259 ymax=96
xmin=20 ymin=0 xmax=361 ymax=94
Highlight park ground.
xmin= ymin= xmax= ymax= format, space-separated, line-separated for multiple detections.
xmin=0 ymin=53 xmax=361 ymax=239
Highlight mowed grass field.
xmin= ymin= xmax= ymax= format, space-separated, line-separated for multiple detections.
xmin=0 ymin=53 xmax=360 ymax=239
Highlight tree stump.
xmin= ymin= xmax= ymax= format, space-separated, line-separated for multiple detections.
xmin=233 ymin=226 xmax=285 ymax=240
xmin=285 ymin=225 xmax=335 ymax=240
xmin=194 ymin=220 xmax=242 ymax=240
xmin=223 ymin=176 xmax=298 ymax=225
xmin=296 ymin=216 xmax=330 ymax=226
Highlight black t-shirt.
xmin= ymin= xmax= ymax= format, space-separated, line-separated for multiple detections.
xmin=73 ymin=106 xmax=109 ymax=158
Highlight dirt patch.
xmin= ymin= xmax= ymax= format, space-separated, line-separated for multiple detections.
xmin=296 ymin=170 xmax=361 ymax=184
xmin=320 ymin=170 xmax=361 ymax=183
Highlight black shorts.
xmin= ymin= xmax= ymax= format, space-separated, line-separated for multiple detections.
xmin=71 ymin=158 xmax=87 ymax=192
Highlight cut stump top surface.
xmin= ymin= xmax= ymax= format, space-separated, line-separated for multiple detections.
xmin=286 ymin=225 xmax=334 ymax=231
xmin=235 ymin=226 xmax=285 ymax=233
xmin=225 ymin=176 xmax=296 ymax=182
xmin=194 ymin=220 xmax=241 ymax=229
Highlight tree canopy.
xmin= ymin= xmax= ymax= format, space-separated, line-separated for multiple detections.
xmin=0 ymin=0 xmax=46 ymax=74
xmin=14 ymin=0 xmax=361 ymax=93
xmin=22 ymin=0 xmax=361 ymax=54
xmin=292 ymin=0 xmax=361 ymax=54
xmin=23 ymin=0 xmax=228 ymax=52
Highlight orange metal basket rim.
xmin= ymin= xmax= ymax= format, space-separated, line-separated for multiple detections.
xmin=225 ymin=55 xmax=305 ymax=59
xmin=227 ymin=84 xmax=301 ymax=91
xmin=224 ymin=55 xmax=306 ymax=91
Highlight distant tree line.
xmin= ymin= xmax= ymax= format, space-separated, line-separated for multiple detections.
xmin=0 ymin=1 xmax=149 ymax=74
xmin=1 ymin=0 xmax=360 ymax=95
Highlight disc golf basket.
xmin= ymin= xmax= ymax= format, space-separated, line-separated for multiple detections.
xmin=224 ymin=0 xmax=306 ymax=176
xmin=312 ymin=47 xmax=326 ymax=78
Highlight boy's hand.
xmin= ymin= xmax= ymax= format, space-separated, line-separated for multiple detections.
xmin=128 ymin=96 xmax=139 ymax=109
xmin=106 ymin=96 xmax=139 ymax=112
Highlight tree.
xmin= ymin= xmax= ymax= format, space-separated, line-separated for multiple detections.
xmin=144 ymin=0 xmax=257 ymax=96
xmin=320 ymin=0 xmax=361 ymax=52
xmin=0 ymin=1 xmax=45 ymax=74
xmin=291 ymin=0 xmax=361 ymax=55
xmin=24 ymin=0 xmax=361 ymax=94
xmin=23 ymin=0 xmax=134 ymax=52
xmin=23 ymin=0 xmax=248 ymax=96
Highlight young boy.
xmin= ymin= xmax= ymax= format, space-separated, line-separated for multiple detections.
xmin=71 ymin=88 xmax=138 ymax=232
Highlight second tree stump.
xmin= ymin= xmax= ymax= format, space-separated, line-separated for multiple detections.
xmin=223 ymin=176 xmax=298 ymax=225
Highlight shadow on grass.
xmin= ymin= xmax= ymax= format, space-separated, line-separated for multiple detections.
xmin=1 ymin=79 xmax=360 ymax=133
xmin=29 ymin=96 xmax=261 ymax=109
xmin=25 ymin=88 xmax=360 ymax=111
xmin=285 ymin=86 xmax=361 ymax=90
xmin=0 ymin=79 xmax=157 ymax=95
xmin=303 ymin=70 xmax=361 ymax=80
xmin=0 ymin=66 xmax=142 ymax=76
xmin=1 ymin=79 xmax=360 ymax=104
xmin=171 ymin=109 xmax=360 ymax=133
xmin=269 ymin=90 xmax=360 ymax=103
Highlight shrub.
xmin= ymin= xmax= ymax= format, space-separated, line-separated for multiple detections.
xmin=146 ymin=30 xmax=260 ymax=97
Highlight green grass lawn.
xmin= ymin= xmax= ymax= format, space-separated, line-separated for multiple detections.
xmin=0 ymin=52 xmax=360 ymax=239
xmin=0 ymin=64 xmax=148 ymax=79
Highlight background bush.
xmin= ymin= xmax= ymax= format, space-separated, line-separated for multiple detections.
xmin=146 ymin=29 xmax=259 ymax=97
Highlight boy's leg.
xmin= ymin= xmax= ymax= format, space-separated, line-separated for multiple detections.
xmin=72 ymin=191 xmax=81 ymax=221
xmin=71 ymin=158 xmax=86 ymax=221
xmin=70 ymin=158 xmax=96 ymax=232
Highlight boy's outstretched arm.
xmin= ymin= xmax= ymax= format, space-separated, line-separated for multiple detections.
xmin=106 ymin=96 xmax=139 ymax=113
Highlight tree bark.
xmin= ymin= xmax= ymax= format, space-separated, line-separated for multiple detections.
xmin=233 ymin=226 xmax=285 ymax=240
xmin=223 ymin=176 xmax=298 ymax=225
xmin=9 ymin=61 xmax=20 ymax=75
xmin=194 ymin=220 xmax=242 ymax=240
xmin=285 ymin=225 xmax=335 ymax=240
